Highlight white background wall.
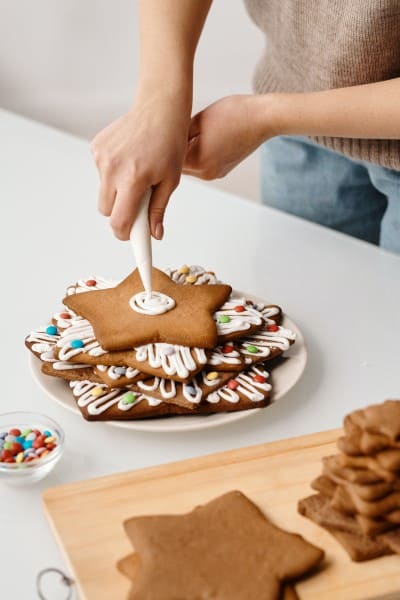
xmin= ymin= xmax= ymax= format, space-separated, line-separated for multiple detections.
xmin=0 ymin=1 xmax=264 ymax=200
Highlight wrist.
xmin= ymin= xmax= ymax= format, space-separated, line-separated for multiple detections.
xmin=135 ymin=75 xmax=193 ymax=117
xmin=251 ymin=93 xmax=286 ymax=141
xmin=251 ymin=93 xmax=302 ymax=140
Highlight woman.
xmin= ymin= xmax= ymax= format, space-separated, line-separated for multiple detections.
xmin=91 ymin=0 xmax=400 ymax=253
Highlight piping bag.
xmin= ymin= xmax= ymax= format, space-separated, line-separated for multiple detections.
xmin=129 ymin=188 xmax=152 ymax=296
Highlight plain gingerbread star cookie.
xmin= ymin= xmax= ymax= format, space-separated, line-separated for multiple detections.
xmin=64 ymin=268 xmax=231 ymax=351
xmin=122 ymin=490 xmax=324 ymax=600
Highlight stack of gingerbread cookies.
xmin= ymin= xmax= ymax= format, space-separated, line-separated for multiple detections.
xmin=26 ymin=265 xmax=296 ymax=422
xmin=299 ymin=399 xmax=400 ymax=561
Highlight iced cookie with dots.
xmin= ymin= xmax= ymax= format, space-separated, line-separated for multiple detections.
xmin=54 ymin=318 xmax=209 ymax=383
xmin=25 ymin=326 xmax=89 ymax=373
xmin=69 ymin=365 xmax=272 ymax=421
xmin=94 ymin=365 xmax=147 ymax=388
xmin=133 ymin=370 xmax=236 ymax=410
xmin=237 ymin=320 xmax=296 ymax=367
xmin=41 ymin=361 xmax=100 ymax=383
xmin=214 ymin=297 xmax=266 ymax=343
xmin=206 ymin=342 xmax=245 ymax=372
xmin=165 ymin=264 xmax=221 ymax=285
xmin=65 ymin=276 xmax=117 ymax=296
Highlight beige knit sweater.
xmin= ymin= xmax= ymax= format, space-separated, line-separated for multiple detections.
xmin=244 ymin=0 xmax=400 ymax=170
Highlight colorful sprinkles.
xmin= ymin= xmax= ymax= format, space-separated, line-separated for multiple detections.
xmin=0 ymin=427 xmax=58 ymax=464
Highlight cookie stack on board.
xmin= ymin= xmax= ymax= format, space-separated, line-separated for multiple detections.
xmin=299 ymin=399 xmax=400 ymax=561
xmin=26 ymin=265 xmax=296 ymax=422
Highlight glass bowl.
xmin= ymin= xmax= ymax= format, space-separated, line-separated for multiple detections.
xmin=0 ymin=412 xmax=64 ymax=485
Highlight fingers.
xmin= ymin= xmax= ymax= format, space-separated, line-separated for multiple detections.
xmin=183 ymin=135 xmax=201 ymax=175
xmin=98 ymin=176 xmax=117 ymax=216
xmin=110 ymin=183 xmax=147 ymax=241
xmin=148 ymin=178 xmax=179 ymax=240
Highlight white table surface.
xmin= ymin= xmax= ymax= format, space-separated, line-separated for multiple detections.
xmin=1 ymin=109 xmax=399 ymax=598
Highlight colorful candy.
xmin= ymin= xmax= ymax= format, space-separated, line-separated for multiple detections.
xmin=234 ymin=305 xmax=245 ymax=312
xmin=85 ymin=279 xmax=97 ymax=286
xmin=267 ymin=324 xmax=279 ymax=332
xmin=227 ymin=380 xmax=239 ymax=390
xmin=218 ymin=315 xmax=231 ymax=324
xmin=45 ymin=325 xmax=58 ymax=336
xmin=122 ymin=392 xmax=137 ymax=405
xmin=59 ymin=312 xmax=71 ymax=319
xmin=253 ymin=374 xmax=267 ymax=383
xmin=70 ymin=339 xmax=84 ymax=349
xmin=185 ymin=274 xmax=198 ymax=284
xmin=206 ymin=371 xmax=219 ymax=381
xmin=221 ymin=345 xmax=234 ymax=354
xmin=0 ymin=426 xmax=58 ymax=465
xmin=90 ymin=387 xmax=105 ymax=398
xmin=246 ymin=345 xmax=259 ymax=354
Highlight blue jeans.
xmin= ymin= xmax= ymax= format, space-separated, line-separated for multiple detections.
xmin=261 ymin=136 xmax=400 ymax=253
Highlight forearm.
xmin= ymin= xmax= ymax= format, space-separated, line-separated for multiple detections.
xmin=137 ymin=0 xmax=212 ymax=109
xmin=261 ymin=78 xmax=400 ymax=140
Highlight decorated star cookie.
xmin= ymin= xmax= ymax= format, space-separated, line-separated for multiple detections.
xmin=215 ymin=297 xmax=265 ymax=342
xmin=121 ymin=491 xmax=324 ymax=600
xmin=237 ymin=319 xmax=296 ymax=366
xmin=165 ymin=264 xmax=220 ymax=285
xmin=41 ymin=361 xmax=99 ymax=383
xmin=134 ymin=370 xmax=235 ymax=410
xmin=69 ymin=364 xmax=272 ymax=421
xmin=25 ymin=327 xmax=89 ymax=373
xmin=64 ymin=268 xmax=231 ymax=350
xmin=206 ymin=342 xmax=245 ymax=372
xmin=94 ymin=365 xmax=146 ymax=388
xmin=54 ymin=316 xmax=209 ymax=383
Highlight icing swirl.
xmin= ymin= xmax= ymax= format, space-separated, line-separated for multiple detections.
xmin=129 ymin=291 xmax=175 ymax=316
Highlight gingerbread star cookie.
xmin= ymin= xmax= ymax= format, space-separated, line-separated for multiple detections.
xmin=64 ymin=268 xmax=231 ymax=350
xmin=121 ymin=491 xmax=324 ymax=600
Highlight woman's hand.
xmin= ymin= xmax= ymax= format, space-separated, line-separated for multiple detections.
xmin=91 ymin=90 xmax=191 ymax=241
xmin=183 ymin=95 xmax=275 ymax=180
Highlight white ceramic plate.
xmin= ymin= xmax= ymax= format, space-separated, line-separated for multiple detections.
xmin=29 ymin=293 xmax=307 ymax=433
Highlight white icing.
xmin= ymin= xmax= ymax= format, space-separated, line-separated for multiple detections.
xmin=137 ymin=378 xmax=177 ymax=400
xmin=240 ymin=324 xmax=296 ymax=364
xmin=182 ymin=380 xmax=202 ymax=404
xmin=165 ymin=265 xmax=220 ymax=285
xmin=208 ymin=345 xmax=242 ymax=366
xmin=27 ymin=329 xmax=88 ymax=370
xmin=96 ymin=365 xmax=140 ymax=380
xmin=207 ymin=366 xmax=271 ymax=404
xmin=69 ymin=381 xmax=162 ymax=416
xmin=27 ymin=330 xmax=59 ymax=362
xmin=136 ymin=370 xmax=221 ymax=404
xmin=129 ymin=291 xmax=175 ymax=316
xmin=57 ymin=318 xmax=207 ymax=379
xmin=66 ymin=276 xmax=117 ymax=295
xmin=135 ymin=344 xmax=207 ymax=378
xmin=53 ymin=309 xmax=76 ymax=330
xmin=52 ymin=361 xmax=88 ymax=370
xmin=215 ymin=297 xmax=264 ymax=336
xmin=56 ymin=317 xmax=107 ymax=360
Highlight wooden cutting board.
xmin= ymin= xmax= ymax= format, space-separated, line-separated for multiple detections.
xmin=43 ymin=429 xmax=400 ymax=600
